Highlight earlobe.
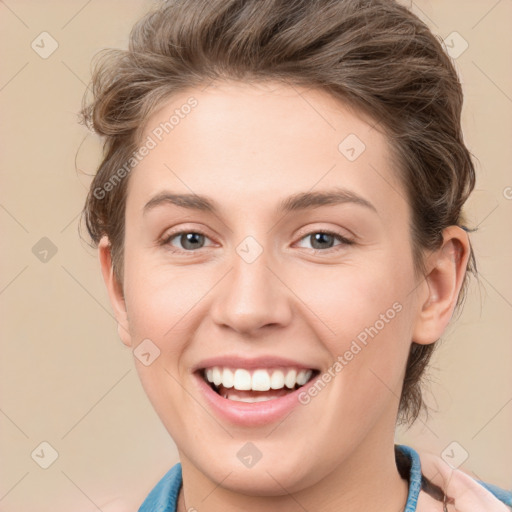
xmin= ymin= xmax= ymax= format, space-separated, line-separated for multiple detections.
xmin=98 ymin=236 xmax=132 ymax=348
xmin=412 ymin=226 xmax=470 ymax=345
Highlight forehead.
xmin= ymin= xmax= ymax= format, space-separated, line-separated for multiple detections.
xmin=127 ymin=80 xmax=405 ymax=221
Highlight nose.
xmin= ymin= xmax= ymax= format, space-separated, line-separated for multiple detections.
xmin=209 ymin=246 xmax=293 ymax=336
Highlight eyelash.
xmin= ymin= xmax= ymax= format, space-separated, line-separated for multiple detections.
xmin=159 ymin=229 xmax=354 ymax=255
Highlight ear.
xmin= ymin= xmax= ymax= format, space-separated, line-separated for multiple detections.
xmin=98 ymin=236 xmax=132 ymax=347
xmin=412 ymin=226 xmax=471 ymax=345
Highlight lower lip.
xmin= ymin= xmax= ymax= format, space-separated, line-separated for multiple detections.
xmin=193 ymin=372 xmax=319 ymax=427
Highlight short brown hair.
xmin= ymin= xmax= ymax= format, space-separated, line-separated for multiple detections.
xmin=80 ymin=0 xmax=477 ymax=426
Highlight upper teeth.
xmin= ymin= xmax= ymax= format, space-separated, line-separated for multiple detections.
xmin=204 ymin=367 xmax=313 ymax=391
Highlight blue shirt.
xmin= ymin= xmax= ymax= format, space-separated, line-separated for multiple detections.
xmin=138 ymin=444 xmax=512 ymax=511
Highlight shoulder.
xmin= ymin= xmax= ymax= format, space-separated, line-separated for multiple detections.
xmin=137 ymin=462 xmax=183 ymax=512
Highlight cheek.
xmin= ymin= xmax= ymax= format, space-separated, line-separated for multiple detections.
xmin=290 ymin=257 xmax=414 ymax=399
xmin=123 ymin=250 xmax=208 ymax=341
xmin=290 ymin=257 xmax=411 ymax=342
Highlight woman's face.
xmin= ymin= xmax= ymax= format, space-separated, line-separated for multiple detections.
xmin=109 ymin=81 xmax=428 ymax=493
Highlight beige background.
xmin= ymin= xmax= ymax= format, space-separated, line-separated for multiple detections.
xmin=0 ymin=1 xmax=511 ymax=510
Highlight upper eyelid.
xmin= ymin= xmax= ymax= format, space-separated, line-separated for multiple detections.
xmin=294 ymin=224 xmax=355 ymax=241
xmin=161 ymin=221 xmax=355 ymax=240
xmin=161 ymin=225 xmax=216 ymax=243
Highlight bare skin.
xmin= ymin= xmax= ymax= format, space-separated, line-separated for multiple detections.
xmin=417 ymin=452 xmax=510 ymax=511
xmin=99 ymin=80 xmax=470 ymax=512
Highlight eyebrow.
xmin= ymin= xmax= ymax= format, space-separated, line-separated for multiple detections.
xmin=143 ymin=187 xmax=377 ymax=215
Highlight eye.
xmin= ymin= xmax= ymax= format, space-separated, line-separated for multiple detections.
xmin=295 ymin=230 xmax=354 ymax=252
xmin=160 ymin=229 xmax=354 ymax=254
xmin=162 ymin=230 xmax=214 ymax=252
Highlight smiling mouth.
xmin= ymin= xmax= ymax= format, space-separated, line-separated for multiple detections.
xmin=199 ymin=366 xmax=320 ymax=403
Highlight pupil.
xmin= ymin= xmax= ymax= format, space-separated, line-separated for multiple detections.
xmin=311 ymin=233 xmax=333 ymax=249
xmin=182 ymin=232 xmax=203 ymax=250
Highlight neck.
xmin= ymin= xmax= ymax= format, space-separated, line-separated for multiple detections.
xmin=178 ymin=427 xmax=409 ymax=512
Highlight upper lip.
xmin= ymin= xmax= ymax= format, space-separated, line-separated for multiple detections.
xmin=191 ymin=355 xmax=320 ymax=373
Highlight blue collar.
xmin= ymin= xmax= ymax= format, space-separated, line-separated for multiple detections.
xmin=398 ymin=444 xmax=425 ymax=512
xmin=138 ymin=444 xmax=511 ymax=511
